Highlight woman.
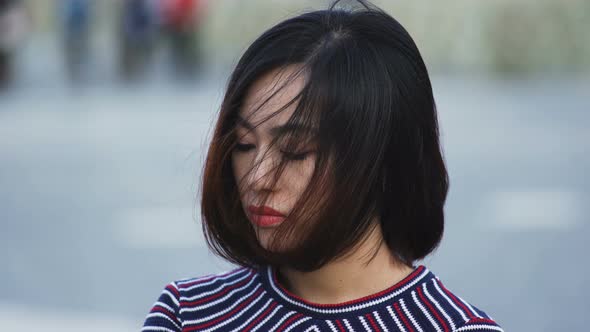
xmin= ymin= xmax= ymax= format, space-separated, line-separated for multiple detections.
xmin=143 ymin=1 xmax=503 ymax=331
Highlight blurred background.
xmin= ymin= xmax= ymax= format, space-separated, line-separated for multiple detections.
xmin=0 ymin=0 xmax=588 ymax=331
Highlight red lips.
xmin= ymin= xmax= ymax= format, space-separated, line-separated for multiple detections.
xmin=248 ymin=205 xmax=285 ymax=216
xmin=247 ymin=205 xmax=286 ymax=227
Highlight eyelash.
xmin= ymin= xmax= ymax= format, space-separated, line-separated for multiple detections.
xmin=234 ymin=143 xmax=310 ymax=161
xmin=281 ymin=150 xmax=310 ymax=161
xmin=235 ymin=143 xmax=255 ymax=152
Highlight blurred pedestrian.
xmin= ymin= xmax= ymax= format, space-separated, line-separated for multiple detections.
xmin=0 ymin=0 xmax=29 ymax=88
xmin=118 ymin=0 xmax=158 ymax=80
xmin=160 ymin=0 xmax=205 ymax=78
xmin=59 ymin=0 xmax=92 ymax=82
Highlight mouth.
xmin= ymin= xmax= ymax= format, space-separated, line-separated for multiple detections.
xmin=247 ymin=205 xmax=286 ymax=227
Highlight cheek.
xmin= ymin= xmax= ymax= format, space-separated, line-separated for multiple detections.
xmin=231 ymin=153 xmax=248 ymax=191
xmin=283 ymin=157 xmax=315 ymax=195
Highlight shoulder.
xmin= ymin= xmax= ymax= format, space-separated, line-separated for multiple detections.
xmin=402 ymin=267 xmax=504 ymax=332
xmin=454 ymin=317 xmax=504 ymax=331
xmin=173 ymin=266 xmax=257 ymax=300
xmin=143 ymin=266 xmax=258 ymax=332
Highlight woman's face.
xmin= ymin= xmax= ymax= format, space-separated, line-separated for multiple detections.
xmin=232 ymin=66 xmax=316 ymax=251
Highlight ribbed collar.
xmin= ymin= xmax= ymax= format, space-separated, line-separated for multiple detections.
xmin=259 ymin=265 xmax=433 ymax=319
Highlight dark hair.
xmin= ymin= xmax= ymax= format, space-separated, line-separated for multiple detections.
xmin=201 ymin=0 xmax=448 ymax=272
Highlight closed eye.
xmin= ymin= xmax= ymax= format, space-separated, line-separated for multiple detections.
xmin=235 ymin=143 xmax=255 ymax=152
xmin=281 ymin=150 xmax=311 ymax=161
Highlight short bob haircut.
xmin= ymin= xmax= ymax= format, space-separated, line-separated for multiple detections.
xmin=201 ymin=0 xmax=448 ymax=272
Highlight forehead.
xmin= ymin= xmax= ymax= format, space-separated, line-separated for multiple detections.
xmin=240 ymin=65 xmax=306 ymax=127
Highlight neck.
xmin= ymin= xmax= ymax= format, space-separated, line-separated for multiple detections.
xmin=277 ymin=223 xmax=414 ymax=304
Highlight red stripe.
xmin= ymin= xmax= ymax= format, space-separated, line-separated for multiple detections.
xmin=394 ymin=302 xmax=415 ymax=332
xmin=180 ymin=272 xmax=254 ymax=306
xmin=436 ymin=279 xmax=475 ymax=319
xmin=166 ymin=284 xmax=180 ymax=297
xmin=273 ymin=266 xmax=426 ymax=308
xmin=365 ymin=314 xmax=381 ymax=332
xmin=335 ymin=319 xmax=347 ymax=332
xmin=242 ymin=302 xmax=278 ymax=332
xmin=467 ymin=317 xmax=497 ymax=325
xmin=276 ymin=313 xmax=304 ymax=332
xmin=150 ymin=306 xmax=179 ymax=323
xmin=183 ymin=288 xmax=262 ymax=331
xmin=417 ymin=287 xmax=448 ymax=332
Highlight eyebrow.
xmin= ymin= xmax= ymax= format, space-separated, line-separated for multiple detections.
xmin=236 ymin=116 xmax=316 ymax=137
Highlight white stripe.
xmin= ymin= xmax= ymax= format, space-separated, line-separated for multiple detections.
xmin=304 ymin=325 xmax=320 ymax=332
xmin=181 ymin=270 xmax=254 ymax=301
xmin=180 ymin=275 xmax=259 ymax=313
xmin=326 ymin=320 xmax=339 ymax=332
xmin=374 ymin=311 xmax=389 ymax=332
xmin=142 ymin=327 xmax=177 ymax=332
xmin=455 ymin=325 xmax=503 ymax=332
xmin=153 ymin=300 xmax=176 ymax=314
xmin=284 ymin=317 xmax=312 ymax=332
xmin=162 ymin=289 xmax=180 ymax=307
xmin=183 ymin=284 xmax=262 ymax=323
xmin=458 ymin=297 xmax=483 ymax=318
xmin=343 ymin=318 xmax=355 ymax=332
xmin=183 ymin=270 xmax=253 ymax=291
xmin=432 ymin=280 xmax=469 ymax=322
xmin=176 ymin=268 xmax=248 ymax=290
xmin=251 ymin=304 xmax=282 ymax=332
xmin=268 ymin=311 xmax=295 ymax=332
xmin=145 ymin=312 xmax=181 ymax=331
xmin=423 ymin=284 xmax=455 ymax=330
xmin=229 ymin=298 xmax=273 ymax=332
xmin=387 ymin=306 xmax=406 ymax=332
xmin=268 ymin=267 xmax=431 ymax=314
xmin=412 ymin=290 xmax=442 ymax=332
xmin=401 ymin=298 xmax=424 ymax=332
xmin=201 ymin=289 xmax=266 ymax=332
xmin=359 ymin=316 xmax=372 ymax=332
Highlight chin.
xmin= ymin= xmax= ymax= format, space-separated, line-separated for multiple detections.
xmin=257 ymin=235 xmax=279 ymax=252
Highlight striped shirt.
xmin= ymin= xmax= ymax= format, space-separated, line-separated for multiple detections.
xmin=142 ymin=265 xmax=502 ymax=332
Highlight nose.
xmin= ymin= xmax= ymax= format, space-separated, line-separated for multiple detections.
xmin=248 ymin=149 xmax=278 ymax=193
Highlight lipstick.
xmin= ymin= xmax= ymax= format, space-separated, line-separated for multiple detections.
xmin=247 ymin=205 xmax=286 ymax=227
